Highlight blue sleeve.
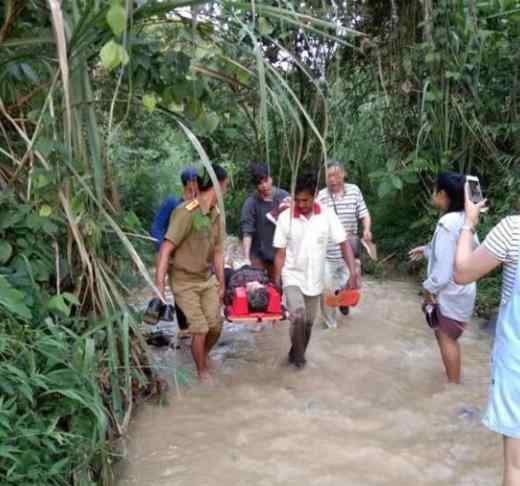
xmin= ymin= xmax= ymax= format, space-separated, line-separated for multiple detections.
xmin=150 ymin=197 xmax=178 ymax=250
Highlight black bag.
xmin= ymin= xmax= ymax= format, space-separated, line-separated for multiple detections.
xmin=422 ymin=302 xmax=439 ymax=329
xmin=144 ymin=299 xmax=176 ymax=325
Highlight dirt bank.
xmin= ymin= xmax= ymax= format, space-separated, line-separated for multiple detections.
xmin=118 ymin=278 xmax=500 ymax=486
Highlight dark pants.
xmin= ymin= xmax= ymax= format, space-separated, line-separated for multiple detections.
xmin=284 ymin=286 xmax=321 ymax=367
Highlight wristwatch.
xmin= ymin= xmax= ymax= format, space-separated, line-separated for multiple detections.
xmin=461 ymin=224 xmax=476 ymax=234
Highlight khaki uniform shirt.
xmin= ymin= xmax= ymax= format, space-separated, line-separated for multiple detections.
xmin=164 ymin=199 xmax=221 ymax=282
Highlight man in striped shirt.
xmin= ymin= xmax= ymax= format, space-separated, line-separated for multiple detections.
xmin=318 ymin=160 xmax=372 ymax=328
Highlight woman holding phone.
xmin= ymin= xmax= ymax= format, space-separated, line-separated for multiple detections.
xmin=455 ymin=184 xmax=520 ymax=486
xmin=409 ymin=172 xmax=478 ymax=384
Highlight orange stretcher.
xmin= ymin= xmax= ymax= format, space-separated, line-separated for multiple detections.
xmin=224 ymin=286 xmax=286 ymax=323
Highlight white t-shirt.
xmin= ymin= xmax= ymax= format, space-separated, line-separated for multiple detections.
xmin=317 ymin=183 xmax=369 ymax=260
xmin=483 ymin=215 xmax=520 ymax=304
xmin=273 ymin=203 xmax=347 ymax=296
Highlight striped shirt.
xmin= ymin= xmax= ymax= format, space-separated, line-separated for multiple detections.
xmin=318 ymin=183 xmax=369 ymax=260
xmin=483 ymin=215 xmax=520 ymax=304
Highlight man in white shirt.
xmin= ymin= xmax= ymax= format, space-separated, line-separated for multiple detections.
xmin=272 ymin=171 xmax=360 ymax=369
xmin=318 ymin=160 xmax=372 ymax=327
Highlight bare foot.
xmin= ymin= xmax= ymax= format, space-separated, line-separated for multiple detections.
xmin=207 ymin=357 xmax=219 ymax=371
xmin=198 ymin=370 xmax=213 ymax=384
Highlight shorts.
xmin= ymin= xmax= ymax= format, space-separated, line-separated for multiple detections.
xmin=170 ymin=275 xmax=221 ymax=335
xmin=424 ymin=304 xmax=466 ymax=340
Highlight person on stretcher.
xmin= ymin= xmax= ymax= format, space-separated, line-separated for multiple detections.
xmin=223 ymin=265 xmax=285 ymax=319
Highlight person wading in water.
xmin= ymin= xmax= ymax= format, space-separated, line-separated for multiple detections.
xmin=155 ymin=164 xmax=229 ymax=382
xmin=272 ymin=170 xmax=360 ymax=369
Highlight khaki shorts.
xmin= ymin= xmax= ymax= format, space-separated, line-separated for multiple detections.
xmin=170 ymin=275 xmax=221 ymax=335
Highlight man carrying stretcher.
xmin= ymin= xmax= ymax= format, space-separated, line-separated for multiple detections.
xmin=272 ymin=170 xmax=360 ymax=369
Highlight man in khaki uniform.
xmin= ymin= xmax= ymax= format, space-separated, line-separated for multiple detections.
xmin=155 ymin=164 xmax=229 ymax=382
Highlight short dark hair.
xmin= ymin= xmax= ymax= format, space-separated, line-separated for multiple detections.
xmin=435 ymin=171 xmax=465 ymax=213
xmin=251 ymin=164 xmax=269 ymax=186
xmin=198 ymin=163 xmax=228 ymax=191
xmin=295 ymin=170 xmax=318 ymax=196
xmin=180 ymin=166 xmax=198 ymax=186
xmin=247 ymin=287 xmax=269 ymax=312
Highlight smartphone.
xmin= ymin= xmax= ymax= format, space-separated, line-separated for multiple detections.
xmin=466 ymin=175 xmax=488 ymax=212
xmin=466 ymin=175 xmax=483 ymax=204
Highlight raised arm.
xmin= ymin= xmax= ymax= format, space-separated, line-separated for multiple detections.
xmin=454 ymin=183 xmax=500 ymax=284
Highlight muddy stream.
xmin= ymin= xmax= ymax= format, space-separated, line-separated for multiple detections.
xmin=117 ymin=278 xmax=501 ymax=486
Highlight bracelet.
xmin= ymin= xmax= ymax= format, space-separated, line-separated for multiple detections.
xmin=461 ymin=224 xmax=476 ymax=234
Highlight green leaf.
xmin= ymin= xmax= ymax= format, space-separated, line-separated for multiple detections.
xmin=0 ymin=276 xmax=31 ymax=319
xmin=194 ymin=46 xmax=210 ymax=60
xmin=49 ymin=457 xmax=70 ymax=476
xmin=0 ymin=241 xmax=13 ymax=264
xmin=377 ymin=180 xmax=394 ymax=199
xmin=33 ymin=174 xmax=51 ymax=189
xmin=237 ymin=69 xmax=250 ymax=85
xmin=0 ymin=210 xmax=25 ymax=230
xmin=194 ymin=111 xmax=219 ymax=134
xmin=258 ymin=17 xmax=274 ymax=36
xmin=20 ymin=63 xmax=39 ymax=83
xmin=100 ymin=40 xmax=129 ymax=71
xmin=390 ymin=175 xmax=403 ymax=190
xmin=100 ymin=40 xmax=120 ymax=71
xmin=168 ymin=100 xmax=184 ymax=113
xmin=62 ymin=292 xmax=80 ymax=306
xmin=386 ymin=159 xmax=396 ymax=171
xmin=107 ymin=1 xmax=126 ymax=36
xmin=47 ymin=295 xmax=71 ymax=317
xmin=192 ymin=213 xmax=210 ymax=232
xmin=119 ymin=44 xmax=130 ymax=66
xmin=143 ymin=94 xmax=157 ymax=113
xmin=0 ymin=445 xmax=20 ymax=462
xmin=205 ymin=112 xmax=219 ymax=133
xmin=39 ymin=205 xmax=52 ymax=218
xmin=34 ymin=137 xmax=56 ymax=158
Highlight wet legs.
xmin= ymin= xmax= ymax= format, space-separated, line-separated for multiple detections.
xmin=435 ymin=330 xmax=461 ymax=384
xmin=504 ymin=436 xmax=520 ymax=486
xmin=288 ymin=315 xmax=313 ymax=367
xmin=191 ymin=334 xmax=210 ymax=381
xmin=285 ymin=286 xmax=320 ymax=368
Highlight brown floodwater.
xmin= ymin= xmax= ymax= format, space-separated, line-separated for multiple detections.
xmin=118 ymin=278 xmax=501 ymax=486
